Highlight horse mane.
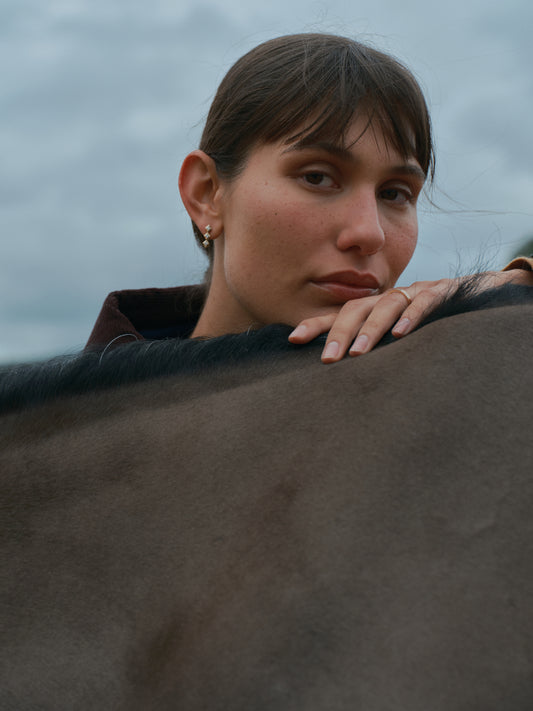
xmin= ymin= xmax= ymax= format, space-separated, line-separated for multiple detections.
xmin=1 ymin=279 xmax=531 ymax=414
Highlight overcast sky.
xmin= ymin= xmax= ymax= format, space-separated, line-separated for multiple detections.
xmin=1 ymin=0 xmax=532 ymax=363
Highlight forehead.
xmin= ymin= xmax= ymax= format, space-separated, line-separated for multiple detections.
xmin=281 ymin=114 xmax=425 ymax=175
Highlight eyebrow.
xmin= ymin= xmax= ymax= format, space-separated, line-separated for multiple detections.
xmin=282 ymin=141 xmax=427 ymax=182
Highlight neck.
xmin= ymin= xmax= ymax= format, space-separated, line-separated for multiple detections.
xmin=192 ymin=281 xmax=262 ymax=339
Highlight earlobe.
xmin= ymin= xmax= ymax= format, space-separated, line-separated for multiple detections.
xmin=178 ymin=150 xmax=224 ymax=237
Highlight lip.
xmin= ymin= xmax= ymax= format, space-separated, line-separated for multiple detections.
xmin=311 ymin=271 xmax=381 ymax=302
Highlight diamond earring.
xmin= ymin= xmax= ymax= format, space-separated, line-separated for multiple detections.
xmin=202 ymin=225 xmax=212 ymax=249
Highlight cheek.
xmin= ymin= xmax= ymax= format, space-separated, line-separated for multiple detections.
xmin=222 ymin=192 xmax=294 ymax=290
xmin=400 ymin=228 xmax=418 ymax=266
xmin=386 ymin=217 xmax=418 ymax=283
xmin=231 ymin=186 xmax=310 ymax=258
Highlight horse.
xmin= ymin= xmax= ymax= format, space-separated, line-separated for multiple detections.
xmin=1 ymin=282 xmax=532 ymax=710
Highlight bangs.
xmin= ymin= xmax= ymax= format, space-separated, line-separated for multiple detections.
xmin=261 ymin=40 xmax=434 ymax=179
xmin=283 ymin=96 xmax=433 ymax=181
xmin=203 ymin=35 xmax=434 ymax=181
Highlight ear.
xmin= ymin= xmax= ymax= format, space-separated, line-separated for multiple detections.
xmin=178 ymin=150 xmax=224 ymax=237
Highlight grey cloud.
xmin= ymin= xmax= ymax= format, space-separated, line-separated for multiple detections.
xmin=2 ymin=0 xmax=532 ymax=362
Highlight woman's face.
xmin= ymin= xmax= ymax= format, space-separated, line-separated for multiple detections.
xmin=204 ymin=114 xmax=425 ymax=335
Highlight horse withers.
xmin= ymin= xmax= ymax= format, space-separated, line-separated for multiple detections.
xmin=1 ymin=283 xmax=532 ymax=710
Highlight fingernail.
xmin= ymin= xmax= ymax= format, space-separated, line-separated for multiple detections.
xmin=289 ymin=324 xmax=307 ymax=340
xmin=392 ymin=318 xmax=411 ymax=336
xmin=322 ymin=341 xmax=339 ymax=361
xmin=350 ymin=334 xmax=369 ymax=354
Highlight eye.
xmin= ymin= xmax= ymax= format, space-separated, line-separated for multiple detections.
xmin=379 ymin=186 xmax=414 ymax=206
xmin=301 ymin=171 xmax=337 ymax=189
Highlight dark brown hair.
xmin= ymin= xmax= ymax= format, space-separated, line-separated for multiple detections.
xmin=193 ymin=33 xmax=434 ymax=253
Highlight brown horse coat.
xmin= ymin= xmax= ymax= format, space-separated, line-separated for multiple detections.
xmin=1 ymin=288 xmax=533 ymax=710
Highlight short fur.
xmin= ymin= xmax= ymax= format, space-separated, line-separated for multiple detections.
xmin=1 ymin=282 xmax=532 ymax=710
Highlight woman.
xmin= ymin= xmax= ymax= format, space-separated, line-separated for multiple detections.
xmin=87 ymin=34 xmax=532 ymax=359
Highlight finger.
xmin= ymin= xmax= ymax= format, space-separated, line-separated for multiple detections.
xmin=348 ymin=290 xmax=416 ymax=355
xmin=320 ymin=300 xmax=377 ymax=363
xmin=391 ymin=286 xmax=450 ymax=338
xmin=288 ymin=314 xmax=337 ymax=343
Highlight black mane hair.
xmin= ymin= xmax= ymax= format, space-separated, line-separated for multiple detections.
xmin=1 ymin=280 xmax=531 ymax=414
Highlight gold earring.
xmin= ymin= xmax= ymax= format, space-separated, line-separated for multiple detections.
xmin=202 ymin=225 xmax=212 ymax=249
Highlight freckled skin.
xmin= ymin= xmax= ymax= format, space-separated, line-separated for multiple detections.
xmin=193 ymin=115 xmax=425 ymax=338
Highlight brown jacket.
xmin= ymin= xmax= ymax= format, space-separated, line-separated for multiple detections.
xmin=86 ymin=284 xmax=206 ymax=349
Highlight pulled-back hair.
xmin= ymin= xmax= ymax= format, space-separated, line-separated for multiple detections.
xmin=193 ymin=33 xmax=434 ymax=253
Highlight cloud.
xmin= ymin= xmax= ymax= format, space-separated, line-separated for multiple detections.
xmin=1 ymin=0 xmax=532 ymax=362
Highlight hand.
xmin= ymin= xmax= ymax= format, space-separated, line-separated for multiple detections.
xmin=288 ymin=269 xmax=532 ymax=363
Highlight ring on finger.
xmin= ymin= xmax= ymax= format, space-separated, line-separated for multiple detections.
xmin=388 ymin=288 xmax=412 ymax=306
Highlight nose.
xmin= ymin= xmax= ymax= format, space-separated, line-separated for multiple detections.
xmin=335 ymin=191 xmax=385 ymax=255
